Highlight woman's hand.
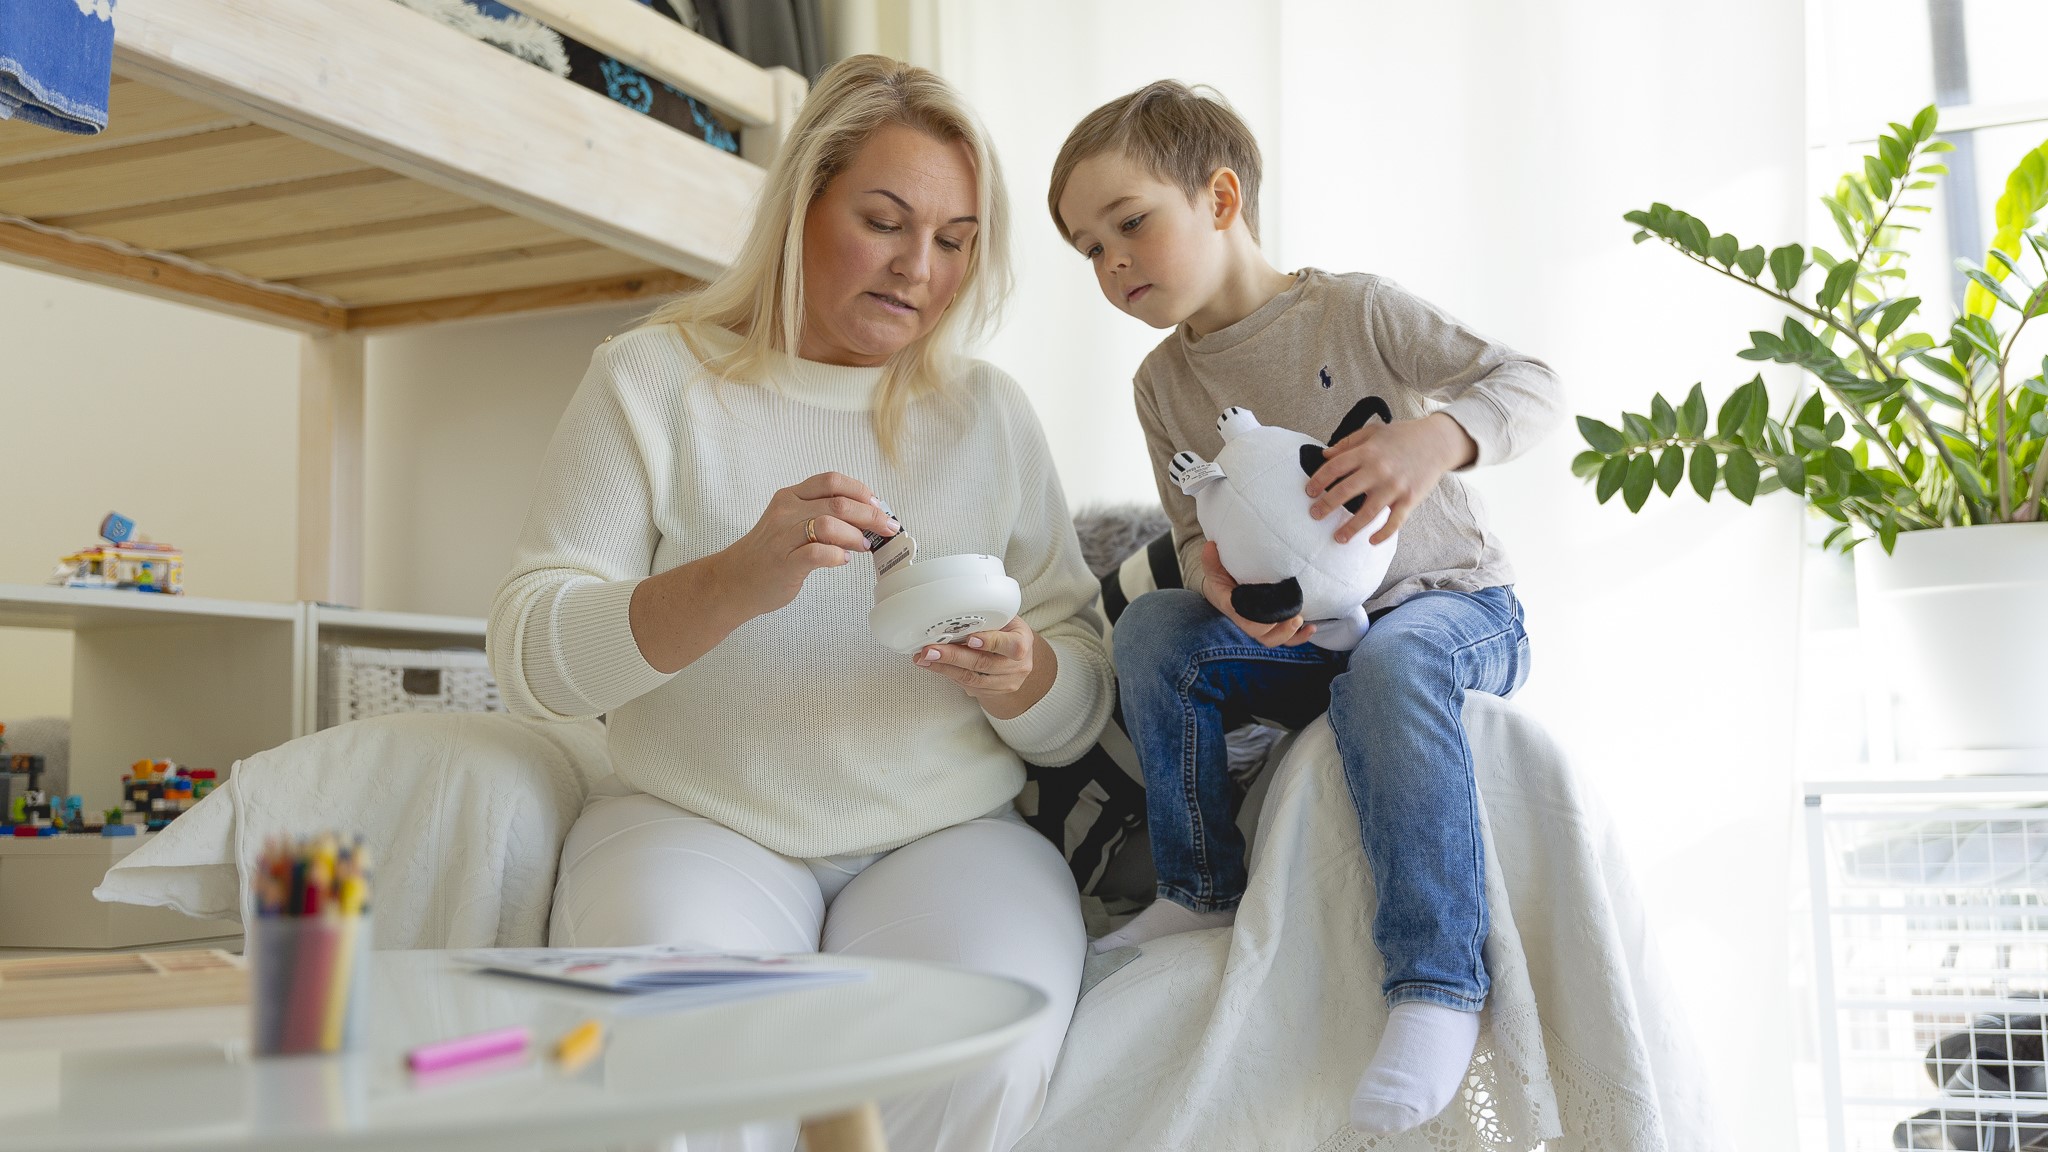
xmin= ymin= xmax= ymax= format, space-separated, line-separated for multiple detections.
xmin=913 ymin=616 xmax=1058 ymax=719
xmin=711 ymin=472 xmax=901 ymax=620
xmin=630 ymin=472 xmax=898 ymax=674
xmin=1200 ymin=540 xmax=1317 ymax=648
xmin=1305 ymin=412 xmax=1477 ymax=545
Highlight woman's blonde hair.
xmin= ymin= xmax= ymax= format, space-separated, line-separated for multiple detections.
xmin=645 ymin=54 xmax=1012 ymax=456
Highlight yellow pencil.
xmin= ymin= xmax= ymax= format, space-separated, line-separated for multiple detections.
xmin=553 ymin=1019 xmax=605 ymax=1073
xmin=318 ymin=874 xmax=366 ymax=1050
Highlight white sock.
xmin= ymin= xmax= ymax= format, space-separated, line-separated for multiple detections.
xmin=1088 ymin=899 xmax=1234 ymax=954
xmin=1348 ymin=1001 xmax=1481 ymax=1134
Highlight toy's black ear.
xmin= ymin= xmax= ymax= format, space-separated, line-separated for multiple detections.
xmin=1329 ymin=396 xmax=1393 ymax=446
xmin=1232 ymin=578 xmax=1304 ymax=625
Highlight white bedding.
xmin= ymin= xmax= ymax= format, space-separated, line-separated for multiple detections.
xmin=1022 ymin=696 xmax=1718 ymax=1152
xmin=99 ymin=700 xmax=1712 ymax=1150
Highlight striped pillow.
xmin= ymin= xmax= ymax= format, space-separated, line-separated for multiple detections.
xmin=1019 ymin=530 xmax=1180 ymax=894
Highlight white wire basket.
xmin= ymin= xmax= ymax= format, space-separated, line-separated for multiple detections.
xmin=318 ymin=644 xmax=505 ymax=730
xmin=1808 ymin=778 xmax=2048 ymax=1151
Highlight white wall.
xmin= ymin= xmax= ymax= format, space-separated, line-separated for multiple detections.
xmin=0 ymin=264 xmax=301 ymax=719
xmin=363 ymin=304 xmax=643 ymax=618
xmin=930 ymin=1 xmax=1806 ymax=1143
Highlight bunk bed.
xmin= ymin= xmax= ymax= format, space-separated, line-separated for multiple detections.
xmin=0 ymin=0 xmax=803 ymax=329
xmin=0 ymin=0 xmax=806 ymax=606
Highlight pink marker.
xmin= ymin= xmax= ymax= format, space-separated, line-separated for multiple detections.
xmin=407 ymin=1025 xmax=530 ymax=1073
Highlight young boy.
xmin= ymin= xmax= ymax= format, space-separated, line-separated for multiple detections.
xmin=1049 ymin=81 xmax=1564 ymax=1135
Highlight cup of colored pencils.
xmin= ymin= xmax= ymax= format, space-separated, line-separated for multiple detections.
xmin=250 ymin=833 xmax=373 ymax=1057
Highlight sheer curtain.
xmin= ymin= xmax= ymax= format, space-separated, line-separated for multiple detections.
xmin=857 ymin=1 xmax=1807 ymax=1143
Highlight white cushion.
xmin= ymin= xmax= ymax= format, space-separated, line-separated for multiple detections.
xmin=96 ymin=712 xmax=609 ymax=949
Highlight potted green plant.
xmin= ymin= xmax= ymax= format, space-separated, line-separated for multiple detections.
xmin=1574 ymin=105 xmax=2048 ymax=760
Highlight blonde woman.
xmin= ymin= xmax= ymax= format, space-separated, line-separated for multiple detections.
xmin=487 ymin=55 xmax=1110 ymax=1151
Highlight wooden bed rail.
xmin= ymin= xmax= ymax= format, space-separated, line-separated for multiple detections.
xmin=496 ymin=0 xmax=808 ymax=154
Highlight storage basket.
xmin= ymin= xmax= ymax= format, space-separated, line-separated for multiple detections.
xmin=1807 ymin=779 xmax=2048 ymax=1152
xmin=318 ymin=645 xmax=504 ymax=730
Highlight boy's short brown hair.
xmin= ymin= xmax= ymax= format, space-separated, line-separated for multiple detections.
xmin=1049 ymin=80 xmax=1265 ymax=245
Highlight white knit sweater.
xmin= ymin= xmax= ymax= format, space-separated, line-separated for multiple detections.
xmin=488 ymin=325 xmax=1114 ymax=859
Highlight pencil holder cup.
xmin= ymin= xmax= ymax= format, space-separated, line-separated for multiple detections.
xmin=250 ymin=913 xmax=372 ymax=1057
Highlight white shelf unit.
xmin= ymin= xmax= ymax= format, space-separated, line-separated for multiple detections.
xmin=1806 ymin=776 xmax=2048 ymax=1152
xmin=0 ymin=584 xmax=485 ymax=810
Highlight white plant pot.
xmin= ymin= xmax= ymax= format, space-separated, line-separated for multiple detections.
xmin=1854 ymin=521 xmax=2048 ymax=763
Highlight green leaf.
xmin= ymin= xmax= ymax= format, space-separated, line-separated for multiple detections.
xmin=1709 ymin=233 xmax=1739 ymax=267
xmin=1878 ymin=393 xmax=1906 ymax=423
xmin=1675 ymin=213 xmax=1711 ymax=256
xmin=1965 ymin=267 xmax=2022 ymax=312
xmin=1874 ymin=296 xmax=1920 ymax=342
xmin=1570 ymin=450 xmax=1606 ymax=479
xmin=1679 ymin=383 xmax=1709 ymax=437
xmin=1818 ymin=261 xmax=1858 ymax=311
xmin=1769 ymin=244 xmax=1805 ymax=292
xmin=1623 ymin=453 xmax=1656 ymax=512
xmin=1577 ymin=416 xmax=1626 ymax=455
xmin=1650 ymin=393 xmax=1678 ymax=437
xmin=1865 ymin=154 xmax=1894 ymax=202
xmin=1909 ymin=349 xmax=1968 ymax=386
xmin=1912 ymin=104 xmax=1938 ymax=141
xmin=1779 ymin=453 xmax=1807 ymax=493
xmin=1689 ymin=445 xmax=1717 ymax=499
xmin=1740 ymin=377 xmax=1771 ymax=442
xmin=1596 ymin=454 xmax=1629 ymax=503
xmin=1723 ymin=447 xmax=1760 ymax=503
xmin=1878 ymin=134 xmax=1908 ymax=178
xmin=1824 ymin=199 xmax=1858 ymax=250
xmin=1955 ymin=315 xmax=2003 ymax=363
xmin=1737 ymin=245 xmax=1767 ymax=279
xmin=1657 ymin=445 xmax=1684 ymax=495
xmin=1717 ymin=379 xmax=1757 ymax=438
xmin=1797 ymin=391 xmax=1827 ymax=428
xmin=1622 ymin=412 xmax=1658 ymax=443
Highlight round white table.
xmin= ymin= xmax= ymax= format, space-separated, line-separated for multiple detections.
xmin=0 ymin=949 xmax=1047 ymax=1152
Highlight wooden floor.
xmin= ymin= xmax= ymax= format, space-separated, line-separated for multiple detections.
xmin=0 ymin=77 xmax=696 ymax=329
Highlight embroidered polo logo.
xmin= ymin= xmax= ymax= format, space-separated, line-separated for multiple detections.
xmin=1318 ymin=366 xmax=1333 ymax=389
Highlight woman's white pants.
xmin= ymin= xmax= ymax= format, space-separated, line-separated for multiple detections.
xmin=549 ymin=789 xmax=1085 ymax=1152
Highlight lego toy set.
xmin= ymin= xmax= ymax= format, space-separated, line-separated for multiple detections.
xmin=0 ymin=725 xmax=215 ymax=838
xmin=49 ymin=511 xmax=184 ymax=596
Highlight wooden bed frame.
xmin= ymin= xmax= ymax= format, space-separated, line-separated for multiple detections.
xmin=0 ymin=0 xmax=805 ymax=607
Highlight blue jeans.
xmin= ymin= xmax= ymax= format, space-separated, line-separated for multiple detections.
xmin=1113 ymin=585 xmax=1530 ymax=1011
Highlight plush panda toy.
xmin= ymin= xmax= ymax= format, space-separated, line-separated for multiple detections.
xmin=1168 ymin=398 xmax=1398 ymax=651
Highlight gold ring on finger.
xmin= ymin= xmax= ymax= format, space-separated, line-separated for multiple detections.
xmin=805 ymin=517 xmax=817 ymax=545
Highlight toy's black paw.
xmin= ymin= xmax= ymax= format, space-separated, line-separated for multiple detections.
xmin=1217 ymin=406 xmax=1249 ymax=433
xmin=1298 ymin=443 xmax=1326 ymax=478
xmin=1299 ymin=444 xmax=1367 ymax=514
xmin=1169 ymin=451 xmax=1201 ymax=486
xmin=1232 ymin=578 xmax=1303 ymax=624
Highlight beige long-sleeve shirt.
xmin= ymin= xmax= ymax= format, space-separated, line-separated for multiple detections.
xmin=1135 ymin=269 xmax=1566 ymax=614
xmin=488 ymin=324 xmax=1113 ymax=859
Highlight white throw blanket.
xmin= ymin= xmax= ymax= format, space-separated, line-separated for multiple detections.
xmin=96 ymin=712 xmax=609 ymax=948
xmin=1019 ymin=696 xmax=1718 ymax=1152
xmin=98 ymin=701 xmax=1711 ymax=1150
